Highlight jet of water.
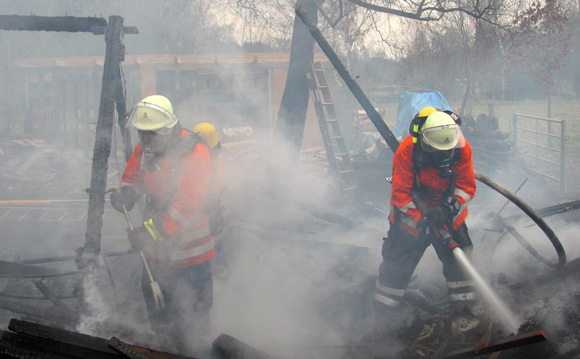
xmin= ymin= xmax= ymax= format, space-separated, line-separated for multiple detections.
xmin=453 ymin=248 xmax=520 ymax=333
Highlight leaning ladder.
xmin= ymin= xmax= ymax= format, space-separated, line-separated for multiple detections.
xmin=306 ymin=61 xmax=359 ymax=201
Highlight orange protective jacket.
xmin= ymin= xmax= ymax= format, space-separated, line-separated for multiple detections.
xmin=389 ymin=135 xmax=476 ymax=237
xmin=121 ymin=129 xmax=214 ymax=268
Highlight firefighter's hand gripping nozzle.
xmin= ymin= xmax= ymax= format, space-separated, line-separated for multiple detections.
xmin=434 ymin=225 xmax=459 ymax=253
xmin=411 ymin=190 xmax=459 ymax=253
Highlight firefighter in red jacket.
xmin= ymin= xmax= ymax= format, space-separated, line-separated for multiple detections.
xmin=109 ymin=95 xmax=213 ymax=347
xmin=375 ymin=108 xmax=477 ymax=316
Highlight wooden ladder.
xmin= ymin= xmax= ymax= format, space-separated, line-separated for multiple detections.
xmin=306 ymin=61 xmax=359 ymax=201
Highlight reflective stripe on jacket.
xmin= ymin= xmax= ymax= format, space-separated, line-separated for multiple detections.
xmin=388 ymin=136 xmax=476 ymax=236
xmin=122 ymin=129 xmax=214 ymax=268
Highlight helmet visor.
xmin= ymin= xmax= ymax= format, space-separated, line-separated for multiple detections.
xmin=420 ymin=124 xmax=461 ymax=152
xmin=129 ymin=102 xmax=178 ymax=131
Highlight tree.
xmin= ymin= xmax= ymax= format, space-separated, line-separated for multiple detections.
xmin=505 ymin=0 xmax=574 ymax=117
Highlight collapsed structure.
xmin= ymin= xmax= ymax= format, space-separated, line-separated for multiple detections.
xmin=0 ymin=8 xmax=578 ymax=359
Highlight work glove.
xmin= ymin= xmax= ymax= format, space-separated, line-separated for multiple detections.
xmin=126 ymin=226 xmax=152 ymax=251
xmin=417 ymin=197 xmax=459 ymax=233
xmin=110 ymin=186 xmax=138 ymax=213
xmin=417 ymin=210 xmax=444 ymax=234
xmin=439 ymin=195 xmax=461 ymax=220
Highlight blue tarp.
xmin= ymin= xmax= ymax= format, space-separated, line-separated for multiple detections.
xmin=393 ymin=91 xmax=452 ymax=138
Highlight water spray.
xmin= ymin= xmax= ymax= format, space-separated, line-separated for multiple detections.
xmin=434 ymin=224 xmax=520 ymax=333
xmin=407 ymin=190 xmax=520 ymax=332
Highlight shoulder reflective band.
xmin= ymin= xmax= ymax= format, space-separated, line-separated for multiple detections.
xmin=144 ymin=218 xmax=165 ymax=242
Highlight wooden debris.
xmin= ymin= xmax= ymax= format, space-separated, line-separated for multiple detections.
xmin=213 ymin=334 xmax=280 ymax=359
xmin=444 ymin=330 xmax=548 ymax=359
xmin=0 ymin=319 xmax=197 ymax=359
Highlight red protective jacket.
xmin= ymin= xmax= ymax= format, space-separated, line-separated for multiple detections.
xmin=121 ymin=129 xmax=214 ymax=268
xmin=389 ymin=135 xmax=476 ymax=236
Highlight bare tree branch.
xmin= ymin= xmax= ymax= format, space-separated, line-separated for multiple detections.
xmin=346 ymin=0 xmax=429 ymax=20
xmin=332 ymin=0 xmax=344 ymax=27
xmin=346 ymin=0 xmax=505 ymax=26
xmin=314 ymin=0 xmax=346 ymax=28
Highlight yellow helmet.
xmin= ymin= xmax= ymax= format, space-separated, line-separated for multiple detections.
xmin=193 ymin=122 xmax=219 ymax=148
xmin=418 ymin=106 xmax=437 ymax=118
xmin=129 ymin=95 xmax=178 ymax=132
xmin=420 ymin=111 xmax=459 ymax=152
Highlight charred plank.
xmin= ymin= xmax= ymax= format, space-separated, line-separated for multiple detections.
xmin=0 ymin=260 xmax=78 ymax=278
xmin=0 ymin=15 xmax=106 ymax=33
xmin=108 ymin=337 xmax=147 ymax=359
xmin=34 ymin=280 xmax=76 ymax=315
xmin=213 ymin=334 xmax=280 ymax=359
xmin=8 ymin=319 xmax=117 ymax=357
xmin=0 ymin=329 xmax=119 ymax=359
xmin=504 ymin=199 xmax=580 ymax=222
xmin=0 ymin=302 xmax=78 ymax=326
xmin=444 ymin=330 xmax=548 ymax=359
xmin=91 ymin=26 xmax=139 ymax=35
xmin=81 ymin=15 xmax=124 ymax=256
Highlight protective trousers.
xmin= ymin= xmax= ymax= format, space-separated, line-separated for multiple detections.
xmin=375 ymin=223 xmax=475 ymax=310
xmin=142 ymin=260 xmax=213 ymax=351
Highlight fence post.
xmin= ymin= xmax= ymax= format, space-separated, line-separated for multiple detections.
xmin=512 ymin=114 xmax=518 ymax=151
xmin=560 ymin=119 xmax=566 ymax=194
xmin=548 ymin=119 xmax=552 ymax=147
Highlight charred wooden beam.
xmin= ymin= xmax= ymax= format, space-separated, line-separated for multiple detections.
xmin=0 ymin=329 xmax=118 ymax=359
xmin=0 ymin=15 xmax=106 ymax=33
xmin=18 ymin=249 xmax=133 ymax=265
xmin=504 ymin=199 xmax=580 ymax=222
xmin=82 ymin=15 xmax=124 ymax=256
xmin=0 ymin=260 xmax=78 ymax=278
xmin=272 ymin=0 xmax=317 ymax=155
xmin=0 ymin=302 xmax=78 ymax=327
xmin=108 ymin=337 xmax=147 ymax=359
xmin=444 ymin=330 xmax=548 ymax=359
xmin=129 ymin=345 xmax=200 ymax=359
xmin=295 ymin=6 xmax=400 ymax=154
xmin=34 ymin=280 xmax=77 ymax=315
xmin=91 ymin=26 xmax=139 ymax=35
xmin=213 ymin=334 xmax=280 ymax=359
xmin=77 ymin=15 xmax=126 ymax=316
xmin=9 ymin=319 xmax=117 ymax=356
xmin=1 ymin=319 xmax=191 ymax=359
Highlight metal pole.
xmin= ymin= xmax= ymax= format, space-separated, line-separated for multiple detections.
xmin=560 ymin=119 xmax=566 ymax=194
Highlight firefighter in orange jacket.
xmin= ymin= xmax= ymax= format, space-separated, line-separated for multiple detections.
xmin=375 ymin=108 xmax=477 ymax=315
xmin=109 ymin=95 xmax=213 ymax=345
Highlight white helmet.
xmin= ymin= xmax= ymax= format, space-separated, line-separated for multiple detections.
xmin=129 ymin=95 xmax=179 ymax=154
xmin=420 ymin=112 xmax=460 ymax=152
xmin=129 ymin=95 xmax=178 ymax=132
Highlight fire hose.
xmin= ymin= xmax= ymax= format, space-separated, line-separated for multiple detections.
xmin=475 ymin=172 xmax=566 ymax=268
